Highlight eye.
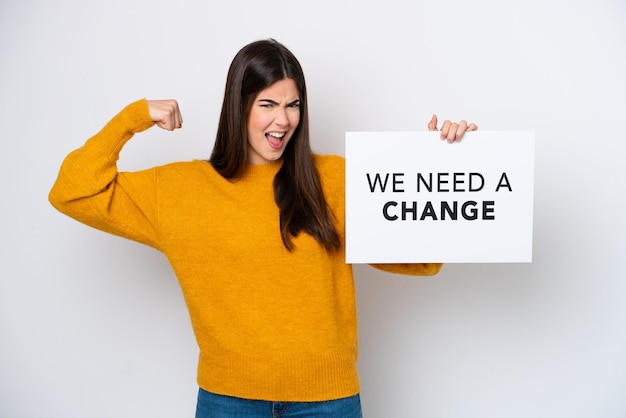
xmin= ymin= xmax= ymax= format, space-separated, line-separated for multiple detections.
xmin=258 ymin=99 xmax=277 ymax=108
xmin=288 ymin=101 xmax=301 ymax=108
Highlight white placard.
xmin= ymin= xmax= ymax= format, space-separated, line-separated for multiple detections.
xmin=345 ymin=131 xmax=535 ymax=263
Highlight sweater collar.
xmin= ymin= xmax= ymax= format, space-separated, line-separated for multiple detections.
xmin=241 ymin=160 xmax=283 ymax=179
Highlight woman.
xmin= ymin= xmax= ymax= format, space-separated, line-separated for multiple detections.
xmin=49 ymin=39 xmax=476 ymax=417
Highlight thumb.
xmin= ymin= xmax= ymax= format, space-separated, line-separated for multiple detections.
xmin=427 ymin=114 xmax=438 ymax=131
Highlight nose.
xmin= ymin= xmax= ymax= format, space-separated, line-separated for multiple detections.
xmin=274 ymin=107 xmax=289 ymax=127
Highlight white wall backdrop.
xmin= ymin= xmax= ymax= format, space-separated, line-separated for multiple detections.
xmin=2 ymin=0 xmax=625 ymax=417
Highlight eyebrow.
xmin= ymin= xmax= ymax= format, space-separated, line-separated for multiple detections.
xmin=257 ymin=98 xmax=301 ymax=105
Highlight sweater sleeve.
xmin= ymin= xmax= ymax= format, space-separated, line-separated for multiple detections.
xmin=48 ymin=99 xmax=162 ymax=250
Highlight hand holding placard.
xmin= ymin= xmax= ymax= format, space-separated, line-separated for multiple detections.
xmin=427 ymin=114 xmax=478 ymax=143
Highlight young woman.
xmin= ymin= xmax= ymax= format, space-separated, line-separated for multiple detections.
xmin=49 ymin=39 xmax=476 ymax=417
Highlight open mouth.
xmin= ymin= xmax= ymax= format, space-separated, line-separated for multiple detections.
xmin=266 ymin=131 xmax=286 ymax=149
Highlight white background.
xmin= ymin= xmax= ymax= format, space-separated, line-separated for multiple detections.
xmin=1 ymin=1 xmax=625 ymax=417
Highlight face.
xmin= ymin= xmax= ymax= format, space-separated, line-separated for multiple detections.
xmin=246 ymin=78 xmax=301 ymax=165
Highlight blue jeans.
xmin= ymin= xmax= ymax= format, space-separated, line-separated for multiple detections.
xmin=195 ymin=388 xmax=363 ymax=418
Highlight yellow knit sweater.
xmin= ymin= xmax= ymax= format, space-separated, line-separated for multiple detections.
xmin=49 ymin=99 xmax=442 ymax=402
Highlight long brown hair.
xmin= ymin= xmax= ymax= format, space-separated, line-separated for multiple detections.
xmin=210 ymin=39 xmax=340 ymax=252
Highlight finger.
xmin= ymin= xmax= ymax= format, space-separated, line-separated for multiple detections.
xmin=445 ymin=122 xmax=459 ymax=143
xmin=467 ymin=123 xmax=478 ymax=131
xmin=454 ymin=120 xmax=468 ymax=142
xmin=174 ymin=105 xmax=183 ymax=129
xmin=165 ymin=110 xmax=183 ymax=131
xmin=162 ymin=115 xmax=179 ymax=131
xmin=439 ymin=120 xmax=452 ymax=140
xmin=427 ymin=114 xmax=438 ymax=131
xmin=172 ymin=112 xmax=183 ymax=130
xmin=166 ymin=105 xmax=180 ymax=130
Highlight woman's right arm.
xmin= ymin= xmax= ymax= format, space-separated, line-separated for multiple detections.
xmin=48 ymin=99 xmax=182 ymax=249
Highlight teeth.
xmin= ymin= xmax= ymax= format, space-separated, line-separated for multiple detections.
xmin=267 ymin=132 xmax=285 ymax=138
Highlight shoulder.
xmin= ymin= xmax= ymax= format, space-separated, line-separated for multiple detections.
xmin=153 ymin=160 xmax=219 ymax=182
xmin=157 ymin=159 xmax=212 ymax=172
xmin=313 ymin=154 xmax=345 ymax=179
xmin=313 ymin=154 xmax=345 ymax=204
